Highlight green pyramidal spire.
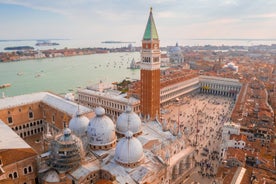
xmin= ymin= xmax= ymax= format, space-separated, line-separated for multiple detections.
xmin=143 ymin=7 xmax=159 ymax=40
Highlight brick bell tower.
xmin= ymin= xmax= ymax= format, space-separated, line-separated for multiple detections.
xmin=140 ymin=7 xmax=161 ymax=120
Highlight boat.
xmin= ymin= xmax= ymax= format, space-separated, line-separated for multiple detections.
xmin=35 ymin=74 xmax=41 ymax=78
xmin=17 ymin=72 xmax=24 ymax=76
xmin=0 ymin=83 xmax=11 ymax=89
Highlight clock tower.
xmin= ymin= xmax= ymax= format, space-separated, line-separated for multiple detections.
xmin=140 ymin=7 xmax=161 ymax=120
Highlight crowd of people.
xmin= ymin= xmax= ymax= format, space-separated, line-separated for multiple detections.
xmin=162 ymin=93 xmax=236 ymax=183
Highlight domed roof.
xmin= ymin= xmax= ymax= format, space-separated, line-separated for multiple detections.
xmin=43 ymin=170 xmax=60 ymax=183
xmin=171 ymin=42 xmax=181 ymax=53
xmin=116 ymin=106 xmax=142 ymax=136
xmin=57 ymin=128 xmax=73 ymax=142
xmin=69 ymin=111 xmax=89 ymax=137
xmin=115 ymin=131 xmax=144 ymax=166
xmin=51 ymin=128 xmax=83 ymax=172
xmin=87 ymin=107 xmax=116 ymax=147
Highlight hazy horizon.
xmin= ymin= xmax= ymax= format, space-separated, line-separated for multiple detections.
xmin=1 ymin=0 xmax=276 ymax=46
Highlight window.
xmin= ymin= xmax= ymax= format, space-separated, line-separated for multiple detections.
xmin=13 ymin=172 xmax=17 ymax=178
xmin=52 ymin=115 xmax=55 ymax=123
xmin=29 ymin=111 xmax=34 ymax=119
xmin=7 ymin=117 xmax=13 ymax=124
xmin=28 ymin=166 xmax=32 ymax=173
xmin=19 ymin=108 xmax=21 ymax=112
xmin=24 ymin=168 xmax=28 ymax=174
xmin=153 ymin=57 xmax=159 ymax=62
xmin=0 ymin=159 xmax=2 ymax=165
xmin=8 ymin=173 xmax=12 ymax=179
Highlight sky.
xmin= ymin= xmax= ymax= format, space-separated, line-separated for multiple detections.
xmin=0 ymin=0 xmax=275 ymax=45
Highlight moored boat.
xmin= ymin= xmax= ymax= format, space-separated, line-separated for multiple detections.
xmin=17 ymin=72 xmax=24 ymax=76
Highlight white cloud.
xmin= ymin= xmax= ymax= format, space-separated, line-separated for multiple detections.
xmin=0 ymin=0 xmax=275 ymax=41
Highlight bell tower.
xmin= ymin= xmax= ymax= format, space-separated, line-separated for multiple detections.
xmin=140 ymin=7 xmax=161 ymax=120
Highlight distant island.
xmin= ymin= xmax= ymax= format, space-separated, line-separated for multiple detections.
xmin=4 ymin=46 xmax=34 ymax=51
xmin=101 ymin=41 xmax=135 ymax=44
xmin=36 ymin=40 xmax=59 ymax=46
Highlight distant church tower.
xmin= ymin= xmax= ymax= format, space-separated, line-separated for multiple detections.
xmin=140 ymin=7 xmax=161 ymax=120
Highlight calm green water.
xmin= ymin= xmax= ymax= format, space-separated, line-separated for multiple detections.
xmin=0 ymin=52 xmax=140 ymax=97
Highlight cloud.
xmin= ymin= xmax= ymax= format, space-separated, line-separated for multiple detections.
xmin=247 ymin=13 xmax=276 ymax=19
xmin=156 ymin=11 xmax=177 ymax=18
xmin=0 ymin=0 xmax=275 ymax=41
xmin=207 ymin=18 xmax=240 ymax=24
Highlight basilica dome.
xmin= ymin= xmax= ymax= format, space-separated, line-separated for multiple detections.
xmin=42 ymin=170 xmax=60 ymax=183
xmin=171 ymin=42 xmax=181 ymax=53
xmin=116 ymin=106 xmax=142 ymax=137
xmin=69 ymin=110 xmax=89 ymax=137
xmin=87 ymin=107 xmax=116 ymax=150
xmin=115 ymin=131 xmax=144 ymax=167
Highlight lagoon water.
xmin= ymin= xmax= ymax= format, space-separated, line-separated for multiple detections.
xmin=0 ymin=52 xmax=140 ymax=97
xmin=1 ymin=38 xmax=276 ymax=97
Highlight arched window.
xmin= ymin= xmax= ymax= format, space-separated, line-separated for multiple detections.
xmin=24 ymin=168 xmax=27 ymax=174
xmin=13 ymin=172 xmax=17 ymax=178
xmin=28 ymin=166 xmax=32 ymax=173
xmin=29 ymin=111 xmax=34 ymax=119
xmin=52 ymin=115 xmax=55 ymax=123
xmin=8 ymin=173 xmax=12 ymax=179
xmin=7 ymin=117 xmax=13 ymax=124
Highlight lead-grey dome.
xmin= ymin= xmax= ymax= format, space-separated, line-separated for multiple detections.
xmin=87 ymin=107 xmax=116 ymax=149
xmin=114 ymin=131 xmax=144 ymax=167
xmin=116 ymin=106 xmax=142 ymax=136
xmin=69 ymin=111 xmax=89 ymax=137
xmin=43 ymin=170 xmax=60 ymax=183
